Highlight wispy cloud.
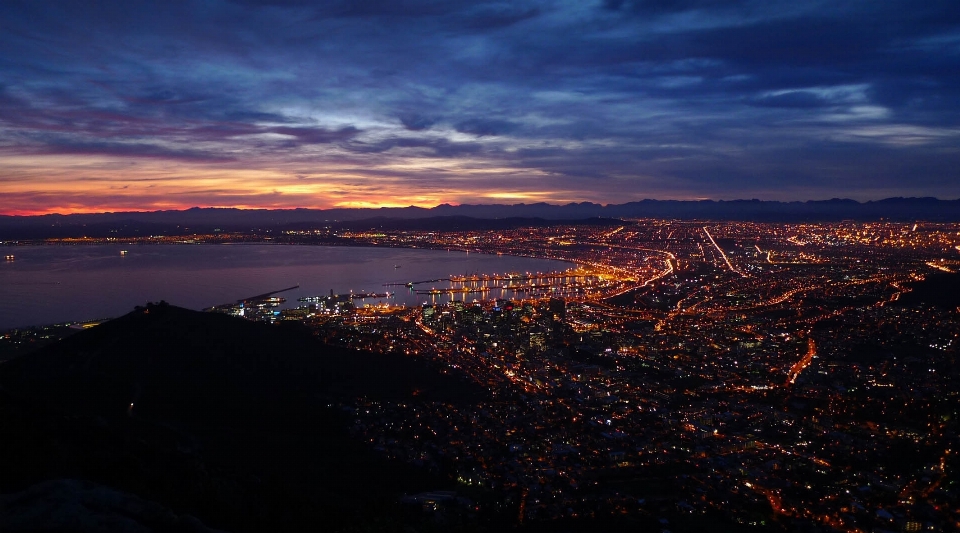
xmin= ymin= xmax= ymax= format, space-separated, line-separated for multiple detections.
xmin=0 ymin=0 xmax=958 ymax=213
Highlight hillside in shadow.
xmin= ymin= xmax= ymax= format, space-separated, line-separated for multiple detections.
xmin=0 ymin=303 xmax=485 ymax=532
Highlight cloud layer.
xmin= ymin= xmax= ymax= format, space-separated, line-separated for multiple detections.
xmin=1 ymin=0 xmax=958 ymax=213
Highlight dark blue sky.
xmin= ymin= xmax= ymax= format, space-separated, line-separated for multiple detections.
xmin=1 ymin=0 xmax=959 ymax=213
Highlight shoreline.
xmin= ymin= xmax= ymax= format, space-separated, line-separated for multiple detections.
xmin=0 ymin=243 xmax=578 ymax=332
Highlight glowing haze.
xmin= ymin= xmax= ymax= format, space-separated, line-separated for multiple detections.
xmin=1 ymin=1 xmax=959 ymax=215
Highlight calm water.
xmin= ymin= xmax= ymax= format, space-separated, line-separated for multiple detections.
xmin=900 ymin=272 xmax=960 ymax=309
xmin=0 ymin=244 xmax=572 ymax=330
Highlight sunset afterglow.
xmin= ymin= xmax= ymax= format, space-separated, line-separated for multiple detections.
xmin=2 ymin=1 xmax=959 ymax=214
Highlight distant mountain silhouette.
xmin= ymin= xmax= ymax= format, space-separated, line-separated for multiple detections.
xmin=308 ymin=215 xmax=621 ymax=232
xmin=3 ymin=197 xmax=959 ymax=238
xmin=0 ymin=303 xmax=484 ymax=532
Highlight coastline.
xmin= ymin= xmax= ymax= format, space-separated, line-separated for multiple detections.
xmin=0 ymin=243 xmax=576 ymax=331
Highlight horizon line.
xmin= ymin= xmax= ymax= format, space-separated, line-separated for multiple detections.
xmin=3 ymin=196 xmax=960 ymax=218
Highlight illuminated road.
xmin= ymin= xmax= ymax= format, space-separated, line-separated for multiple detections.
xmin=703 ymin=226 xmax=744 ymax=276
xmin=755 ymin=244 xmax=777 ymax=264
xmin=786 ymin=337 xmax=816 ymax=385
xmin=926 ymin=261 xmax=955 ymax=273
xmin=597 ymin=243 xmax=676 ymax=289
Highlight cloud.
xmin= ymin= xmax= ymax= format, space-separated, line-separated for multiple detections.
xmin=1 ymin=0 xmax=959 ymax=211
xmin=397 ymin=113 xmax=438 ymax=131
xmin=454 ymin=119 xmax=519 ymax=137
xmin=25 ymin=137 xmax=235 ymax=163
xmin=344 ymin=136 xmax=485 ymax=158
xmin=269 ymin=126 xmax=361 ymax=145
xmin=456 ymin=4 xmax=541 ymax=30
xmin=749 ymin=92 xmax=830 ymax=109
xmin=601 ymin=0 xmax=753 ymax=15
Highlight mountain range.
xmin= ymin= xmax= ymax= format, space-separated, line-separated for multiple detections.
xmin=2 ymin=198 xmax=960 ymax=239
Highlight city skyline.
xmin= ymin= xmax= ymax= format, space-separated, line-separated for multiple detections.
xmin=2 ymin=1 xmax=960 ymax=214
xmin=4 ymin=217 xmax=959 ymax=531
xmin=3 ymin=3 xmax=960 ymax=528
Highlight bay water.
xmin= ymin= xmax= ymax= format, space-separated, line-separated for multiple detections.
xmin=0 ymin=244 xmax=572 ymax=330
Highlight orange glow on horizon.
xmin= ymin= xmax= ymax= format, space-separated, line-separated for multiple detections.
xmin=0 ymin=152 xmax=603 ymax=216
xmin=1 ymin=148 xmax=843 ymax=216
xmin=0 ymin=200 xmax=465 ymax=217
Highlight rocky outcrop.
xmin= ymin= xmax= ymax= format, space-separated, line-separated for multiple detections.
xmin=0 ymin=479 xmax=227 ymax=533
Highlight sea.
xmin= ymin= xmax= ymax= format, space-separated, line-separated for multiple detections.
xmin=0 ymin=244 xmax=572 ymax=330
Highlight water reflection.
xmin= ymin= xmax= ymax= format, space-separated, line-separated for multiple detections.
xmin=0 ymin=244 xmax=571 ymax=329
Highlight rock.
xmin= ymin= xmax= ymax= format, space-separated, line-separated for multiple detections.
xmin=0 ymin=479 xmax=228 ymax=533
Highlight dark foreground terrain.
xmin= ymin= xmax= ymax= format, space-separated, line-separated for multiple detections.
xmin=0 ymin=303 xmax=486 ymax=532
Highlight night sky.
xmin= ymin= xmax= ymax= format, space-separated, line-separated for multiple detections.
xmin=2 ymin=1 xmax=959 ymax=214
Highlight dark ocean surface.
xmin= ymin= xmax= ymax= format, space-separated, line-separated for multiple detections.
xmin=0 ymin=244 xmax=572 ymax=329
xmin=899 ymin=272 xmax=960 ymax=309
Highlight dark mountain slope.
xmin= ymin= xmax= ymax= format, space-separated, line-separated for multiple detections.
xmin=0 ymin=304 xmax=484 ymax=532
xmin=0 ymin=303 xmax=479 ymax=421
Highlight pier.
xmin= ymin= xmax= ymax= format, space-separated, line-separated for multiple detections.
xmin=299 ymin=292 xmax=391 ymax=302
xmin=385 ymin=271 xmax=595 ymax=288
xmin=237 ymin=285 xmax=300 ymax=303
xmin=203 ymin=285 xmax=300 ymax=312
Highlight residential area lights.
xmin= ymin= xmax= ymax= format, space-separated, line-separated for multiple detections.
xmin=703 ymin=225 xmax=744 ymax=276
xmin=14 ymin=218 xmax=960 ymax=530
